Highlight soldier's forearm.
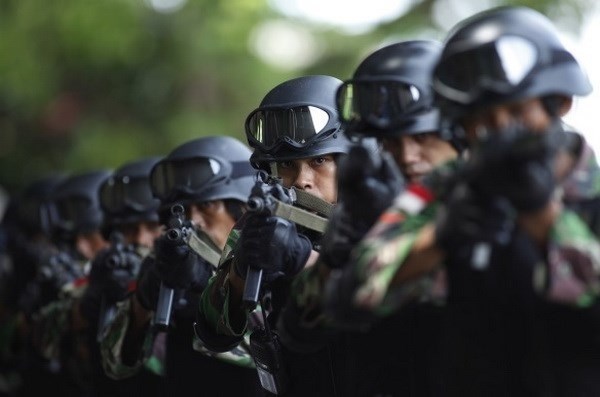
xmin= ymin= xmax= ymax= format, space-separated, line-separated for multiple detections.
xmin=391 ymin=224 xmax=444 ymax=286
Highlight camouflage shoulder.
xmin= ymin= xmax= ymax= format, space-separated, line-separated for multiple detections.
xmin=350 ymin=204 xmax=440 ymax=315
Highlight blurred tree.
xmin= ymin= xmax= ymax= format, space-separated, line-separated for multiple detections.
xmin=0 ymin=0 xmax=594 ymax=194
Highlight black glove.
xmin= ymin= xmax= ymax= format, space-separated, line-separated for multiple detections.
xmin=435 ymin=182 xmax=515 ymax=257
xmin=337 ymin=144 xmax=404 ymax=228
xmin=320 ymin=145 xmax=403 ymax=270
xmin=234 ymin=214 xmax=312 ymax=283
xmin=154 ymin=233 xmax=213 ymax=292
xmin=87 ymin=246 xmax=140 ymax=303
xmin=319 ymin=205 xmax=366 ymax=270
xmin=135 ymin=257 xmax=161 ymax=311
xmin=469 ymin=128 xmax=559 ymax=212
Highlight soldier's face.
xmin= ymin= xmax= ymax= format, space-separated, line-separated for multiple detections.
xmin=276 ymin=155 xmax=338 ymax=204
xmin=382 ymin=133 xmax=458 ymax=183
xmin=189 ymin=201 xmax=236 ymax=249
xmin=120 ymin=221 xmax=163 ymax=249
xmin=75 ymin=231 xmax=109 ymax=260
xmin=460 ymin=97 xmax=570 ymax=144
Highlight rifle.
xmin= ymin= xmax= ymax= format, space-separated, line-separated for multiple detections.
xmin=429 ymin=127 xmax=563 ymax=269
xmin=242 ymin=171 xmax=329 ymax=308
xmin=153 ymin=204 xmax=222 ymax=330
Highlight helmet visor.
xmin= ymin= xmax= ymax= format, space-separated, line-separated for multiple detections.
xmin=337 ymin=80 xmax=423 ymax=130
xmin=434 ymin=35 xmax=541 ymax=104
xmin=149 ymin=157 xmax=228 ymax=202
xmin=52 ymin=196 xmax=93 ymax=231
xmin=100 ymin=176 xmax=158 ymax=214
xmin=246 ymin=105 xmax=332 ymax=151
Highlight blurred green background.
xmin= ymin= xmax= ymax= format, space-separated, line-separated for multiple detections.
xmin=0 ymin=0 xmax=595 ymax=194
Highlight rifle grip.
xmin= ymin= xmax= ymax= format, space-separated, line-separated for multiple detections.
xmin=154 ymin=283 xmax=175 ymax=330
xmin=243 ymin=267 xmax=263 ymax=309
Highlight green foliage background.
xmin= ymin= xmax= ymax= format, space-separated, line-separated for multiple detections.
xmin=0 ymin=0 xmax=594 ymax=194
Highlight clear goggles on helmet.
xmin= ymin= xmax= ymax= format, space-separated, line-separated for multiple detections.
xmin=150 ymin=156 xmax=253 ymax=202
xmin=337 ymin=80 xmax=424 ymax=130
xmin=433 ymin=35 xmax=573 ymax=104
xmin=245 ymin=105 xmax=335 ymax=151
xmin=99 ymin=176 xmax=158 ymax=214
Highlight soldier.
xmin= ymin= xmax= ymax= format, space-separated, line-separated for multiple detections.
xmin=282 ymin=41 xmax=459 ymax=396
xmin=195 ymin=75 xmax=392 ymax=396
xmin=334 ymin=6 xmax=600 ymax=397
xmin=0 ymin=174 xmax=68 ymax=396
xmin=33 ymin=169 xmax=113 ymax=396
xmin=99 ymin=136 xmax=263 ymax=396
xmin=78 ymin=156 xmax=165 ymax=397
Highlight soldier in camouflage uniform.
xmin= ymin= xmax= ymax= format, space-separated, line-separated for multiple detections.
xmin=278 ymin=41 xmax=460 ymax=396
xmin=32 ymin=169 xmax=112 ymax=396
xmin=196 ymin=75 xmax=365 ymax=396
xmin=77 ymin=156 xmax=166 ymax=396
xmin=99 ymin=136 xmax=264 ymax=396
xmin=329 ymin=6 xmax=600 ymax=397
xmin=0 ymin=174 xmax=68 ymax=396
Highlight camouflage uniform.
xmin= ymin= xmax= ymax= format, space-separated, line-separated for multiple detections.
xmin=334 ymin=132 xmax=600 ymax=396
xmin=198 ymin=212 xmax=416 ymax=396
xmin=101 ymin=229 xmax=262 ymax=397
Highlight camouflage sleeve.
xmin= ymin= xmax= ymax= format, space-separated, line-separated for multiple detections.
xmin=285 ymin=201 xmax=442 ymax=340
xmin=540 ymin=208 xmax=600 ymax=307
xmin=35 ymin=297 xmax=73 ymax=360
xmin=99 ymin=298 xmax=155 ymax=380
xmin=196 ymin=226 xmax=251 ymax=352
xmin=344 ymin=202 xmax=442 ymax=317
xmin=192 ymin=330 xmax=255 ymax=369
xmin=198 ymin=259 xmax=247 ymax=338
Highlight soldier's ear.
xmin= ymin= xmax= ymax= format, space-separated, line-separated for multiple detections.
xmin=542 ymin=95 xmax=572 ymax=117
xmin=558 ymin=96 xmax=573 ymax=117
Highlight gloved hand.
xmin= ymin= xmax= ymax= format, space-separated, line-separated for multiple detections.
xmin=337 ymin=144 xmax=404 ymax=229
xmin=233 ymin=214 xmax=312 ymax=283
xmin=87 ymin=245 xmax=140 ymax=303
xmin=468 ymin=127 xmax=559 ymax=212
xmin=435 ymin=182 xmax=515 ymax=256
xmin=135 ymin=257 xmax=161 ymax=311
xmin=154 ymin=233 xmax=213 ymax=292
xmin=319 ymin=145 xmax=403 ymax=270
xmin=319 ymin=205 xmax=366 ymax=270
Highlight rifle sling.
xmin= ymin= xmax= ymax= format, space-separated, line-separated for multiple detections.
xmin=186 ymin=231 xmax=222 ymax=267
xmin=271 ymin=200 xmax=328 ymax=233
xmin=292 ymin=187 xmax=334 ymax=218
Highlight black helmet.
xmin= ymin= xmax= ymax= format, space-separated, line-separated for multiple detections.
xmin=99 ymin=156 xmax=162 ymax=230
xmin=149 ymin=136 xmax=255 ymax=206
xmin=246 ymin=75 xmax=352 ymax=170
xmin=17 ymin=173 xmax=69 ymax=238
xmin=49 ymin=169 xmax=112 ymax=237
xmin=337 ymin=40 xmax=443 ymax=138
xmin=433 ymin=6 xmax=592 ymax=122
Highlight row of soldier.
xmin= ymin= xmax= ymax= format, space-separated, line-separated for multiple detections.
xmin=1 ymin=5 xmax=600 ymax=397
